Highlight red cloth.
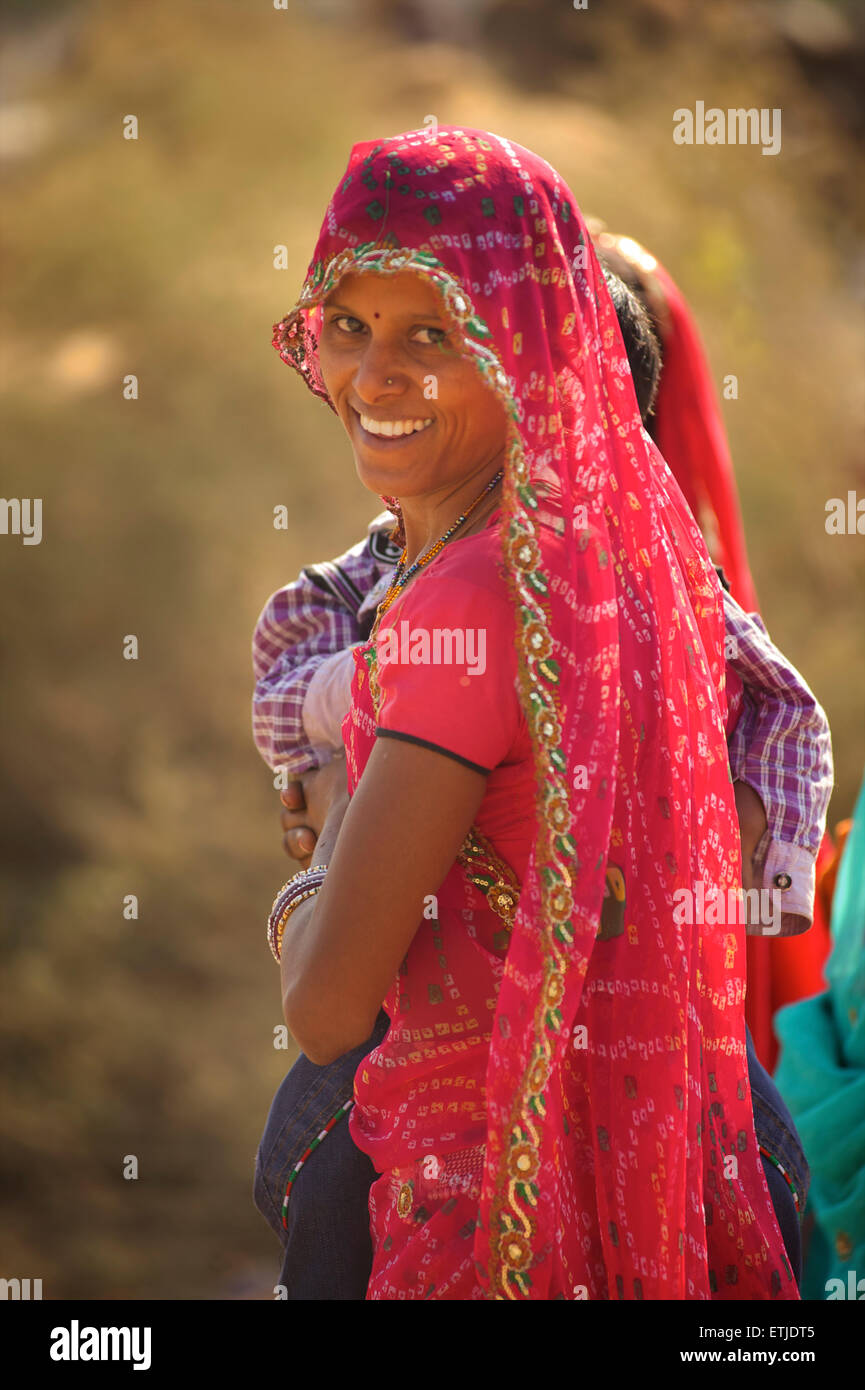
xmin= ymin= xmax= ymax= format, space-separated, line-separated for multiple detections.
xmin=275 ymin=128 xmax=797 ymax=1300
xmin=645 ymin=257 xmax=829 ymax=1070
xmin=651 ymin=262 xmax=759 ymax=614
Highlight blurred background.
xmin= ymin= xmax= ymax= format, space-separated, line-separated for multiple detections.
xmin=0 ymin=0 xmax=862 ymax=1298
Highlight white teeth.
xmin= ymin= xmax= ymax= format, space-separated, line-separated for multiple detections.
xmin=358 ymin=413 xmax=434 ymax=438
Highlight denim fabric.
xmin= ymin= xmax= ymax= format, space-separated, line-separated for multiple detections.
xmin=254 ymin=1016 xmax=808 ymax=1297
xmin=253 ymin=1010 xmax=388 ymax=1300
xmin=746 ymin=1024 xmax=809 ymax=1285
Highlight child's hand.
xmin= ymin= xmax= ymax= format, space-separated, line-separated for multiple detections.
xmin=733 ymin=780 xmax=768 ymax=890
xmin=280 ymin=779 xmax=317 ymax=865
xmin=301 ymin=753 xmax=350 ymax=838
xmin=279 ymin=755 xmax=350 ymax=864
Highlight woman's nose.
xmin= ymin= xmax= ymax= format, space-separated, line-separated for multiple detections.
xmin=352 ymin=343 xmax=405 ymax=401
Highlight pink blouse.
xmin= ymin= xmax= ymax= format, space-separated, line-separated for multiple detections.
xmin=342 ymin=513 xmax=538 ymax=1177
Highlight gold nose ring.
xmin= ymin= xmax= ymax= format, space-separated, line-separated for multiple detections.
xmin=386 ymin=377 xmax=393 ymax=385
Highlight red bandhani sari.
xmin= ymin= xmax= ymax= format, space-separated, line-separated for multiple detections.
xmin=651 ymin=261 xmax=759 ymax=616
xmin=272 ymin=128 xmax=798 ymax=1300
xmin=594 ymin=231 xmax=831 ymax=1072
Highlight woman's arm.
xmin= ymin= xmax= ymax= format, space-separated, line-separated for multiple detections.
xmin=280 ymin=737 xmax=488 ymax=1064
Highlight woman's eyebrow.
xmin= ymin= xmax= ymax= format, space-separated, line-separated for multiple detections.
xmin=323 ymin=300 xmax=445 ymax=322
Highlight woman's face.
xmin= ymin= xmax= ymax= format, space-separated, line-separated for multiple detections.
xmin=317 ymin=271 xmax=507 ymax=500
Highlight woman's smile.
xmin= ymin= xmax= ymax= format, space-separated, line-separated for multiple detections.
xmin=352 ymin=407 xmax=435 ymax=445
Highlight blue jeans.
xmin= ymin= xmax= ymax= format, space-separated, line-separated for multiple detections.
xmin=746 ymin=1025 xmax=807 ymax=1283
xmin=253 ymin=1017 xmax=808 ymax=1298
xmin=253 ymin=1011 xmax=389 ymax=1300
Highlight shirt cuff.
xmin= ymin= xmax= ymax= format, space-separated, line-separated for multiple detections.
xmin=746 ymin=838 xmax=816 ymax=937
xmin=302 ymin=647 xmax=356 ymax=755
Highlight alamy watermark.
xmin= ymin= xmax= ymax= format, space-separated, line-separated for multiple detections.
xmin=673 ymin=883 xmax=782 ymax=935
xmin=825 ymin=491 xmax=864 ymax=534
xmin=49 ymin=1321 xmax=151 ymax=1370
xmin=376 ymin=621 xmax=487 ymax=676
xmin=1 ymin=497 xmax=42 ymax=544
xmin=673 ymin=103 xmax=781 ymax=156
xmin=1 ymin=1277 xmax=42 ymax=1299
xmin=825 ymin=1271 xmax=864 ymax=1299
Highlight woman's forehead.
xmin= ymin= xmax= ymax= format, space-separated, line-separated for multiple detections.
xmin=323 ymin=269 xmax=442 ymax=314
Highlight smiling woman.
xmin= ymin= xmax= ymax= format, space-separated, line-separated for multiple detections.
xmin=317 ymin=271 xmax=508 ymax=535
xmin=258 ymin=127 xmax=799 ymax=1302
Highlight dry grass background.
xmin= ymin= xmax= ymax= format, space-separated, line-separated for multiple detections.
xmin=0 ymin=0 xmax=862 ymax=1297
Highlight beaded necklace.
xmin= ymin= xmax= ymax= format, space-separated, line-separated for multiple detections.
xmin=375 ymin=466 xmax=504 ymax=626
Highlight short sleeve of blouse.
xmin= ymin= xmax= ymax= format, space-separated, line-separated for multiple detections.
xmin=373 ymin=546 xmax=523 ymax=774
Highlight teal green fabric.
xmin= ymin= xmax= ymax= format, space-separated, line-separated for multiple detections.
xmin=775 ymin=773 xmax=865 ymax=1300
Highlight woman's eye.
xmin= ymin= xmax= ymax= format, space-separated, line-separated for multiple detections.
xmin=412 ymin=326 xmax=448 ymax=345
xmin=331 ymin=315 xmax=365 ymax=335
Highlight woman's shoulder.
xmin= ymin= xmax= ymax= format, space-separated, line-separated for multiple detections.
xmin=409 ymin=507 xmax=571 ymax=606
xmin=373 ymin=518 xmax=528 ymax=769
xmin=411 ymin=522 xmax=510 ymax=607
xmin=375 ymin=529 xmax=512 ymax=663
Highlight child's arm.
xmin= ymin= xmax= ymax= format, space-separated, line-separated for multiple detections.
xmin=723 ymin=589 xmax=833 ymax=935
xmin=252 ymin=513 xmax=399 ymax=774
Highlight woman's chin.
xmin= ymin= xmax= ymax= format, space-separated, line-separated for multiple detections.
xmin=354 ymin=455 xmax=428 ymax=499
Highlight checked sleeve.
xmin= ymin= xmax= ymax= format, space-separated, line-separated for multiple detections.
xmin=252 ymin=513 xmax=399 ymax=773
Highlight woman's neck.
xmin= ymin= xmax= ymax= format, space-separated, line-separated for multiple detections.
xmin=399 ymin=455 xmax=504 ymax=567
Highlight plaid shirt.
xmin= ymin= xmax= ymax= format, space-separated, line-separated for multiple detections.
xmin=252 ymin=515 xmax=399 ymax=776
xmin=252 ymin=513 xmax=833 ymax=935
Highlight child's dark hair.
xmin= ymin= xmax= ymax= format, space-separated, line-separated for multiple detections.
xmin=601 ymin=265 xmax=662 ymax=425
